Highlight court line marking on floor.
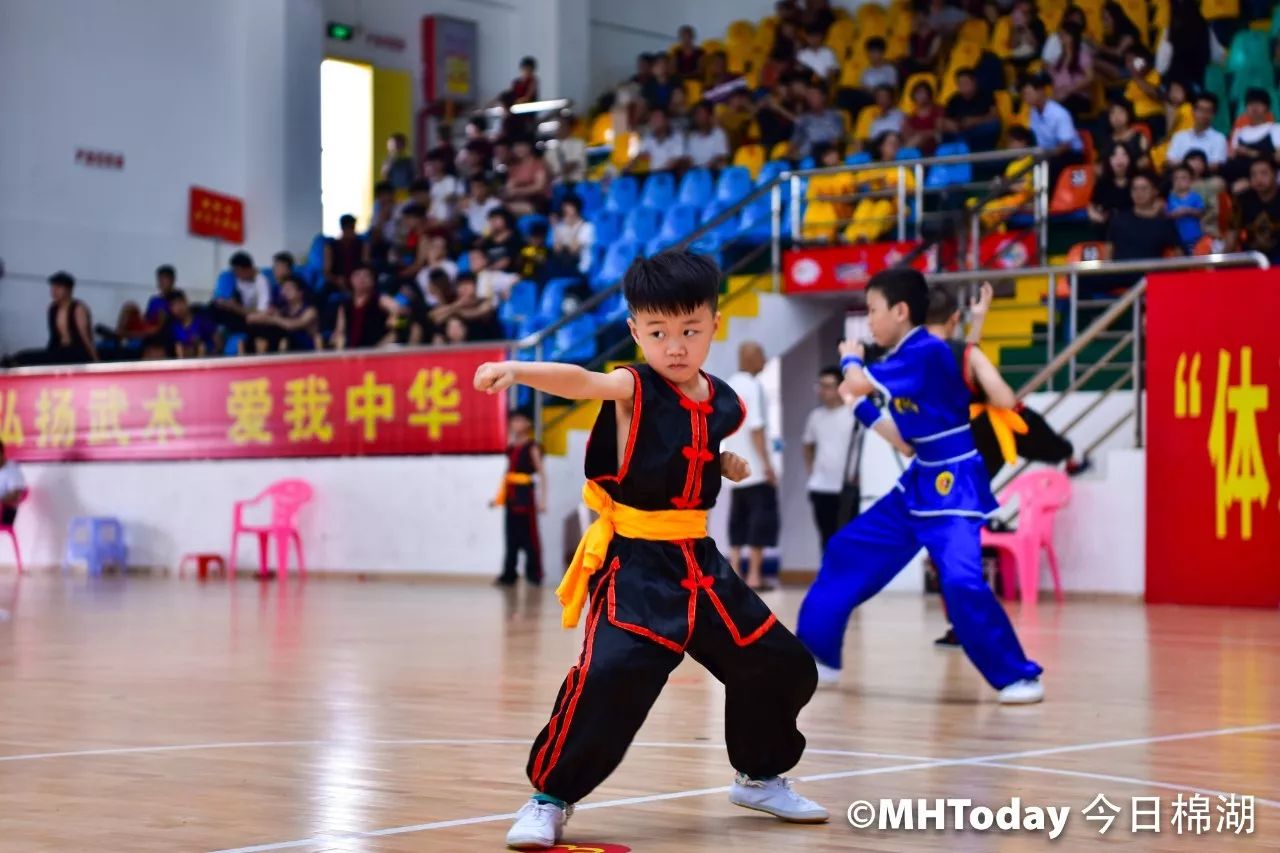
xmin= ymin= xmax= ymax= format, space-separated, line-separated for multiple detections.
xmin=0 ymin=738 xmax=931 ymax=764
xmin=973 ymin=761 xmax=1280 ymax=808
xmin=207 ymin=721 xmax=1280 ymax=853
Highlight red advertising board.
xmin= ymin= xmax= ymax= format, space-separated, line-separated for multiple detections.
xmin=783 ymin=242 xmax=933 ymax=294
xmin=1145 ymin=268 xmax=1280 ymax=606
xmin=0 ymin=348 xmax=506 ymax=463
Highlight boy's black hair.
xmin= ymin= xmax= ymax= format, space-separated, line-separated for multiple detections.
xmin=623 ymin=251 xmax=720 ymax=316
xmin=1245 ymin=87 xmax=1271 ymax=108
xmin=867 ymin=267 xmax=929 ymax=326
xmin=273 ymin=251 xmax=295 ymax=267
xmin=819 ymin=366 xmax=843 ymax=383
xmin=374 ymin=180 xmax=394 ymax=196
xmin=156 ymin=264 xmax=176 ymax=279
xmin=520 ymin=56 xmax=537 ymax=70
xmin=1006 ymin=124 xmax=1034 ymax=145
xmin=1170 ymin=162 xmax=1193 ymax=176
xmin=924 ymin=284 xmax=960 ymax=325
xmin=508 ymin=407 xmax=534 ymax=423
xmin=1194 ymin=91 xmax=1218 ymax=109
xmin=865 ymin=36 xmax=887 ymax=52
xmin=229 ymin=251 xmax=254 ymax=269
xmin=811 ymin=141 xmax=837 ymax=162
xmin=954 ymin=67 xmax=976 ymax=80
xmin=409 ymin=178 xmax=431 ymax=195
xmin=339 ymin=213 xmax=357 ymax=228
xmin=1183 ymin=148 xmax=1207 ymax=165
xmin=400 ymin=202 xmax=427 ymax=219
xmin=167 ymin=288 xmax=188 ymax=303
xmin=49 ymin=271 xmax=76 ymax=290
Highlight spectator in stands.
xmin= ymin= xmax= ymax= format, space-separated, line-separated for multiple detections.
xmin=1048 ymin=24 xmax=1094 ymax=120
xmin=1106 ymin=170 xmax=1183 ymax=275
xmin=1166 ymin=163 xmax=1205 ymax=252
xmin=642 ymin=53 xmax=678 ymax=110
xmin=1224 ymin=89 xmax=1280 ymax=191
xmin=1163 ymin=80 xmax=1193 ymax=140
xmin=903 ymin=80 xmax=943 ymax=156
xmin=942 ymin=68 xmax=1002 ymax=153
xmin=1096 ymin=1 xmax=1142 ymax=82
xmin=479 ymin=207 xmax=524 ymax=272
xmin=439 ymin=315 xmax=470 ymax=345
xmin=796 ymin=23 xmax=839 ymax=83
xmin=1097 ymin=100 xmax=1151 ymax=169
xmin=631 ymin=52 xmax=655 ymax=90
xmin=386 ymin=279 xmax=432 ymax=345
xmin=927 ymin=0 xmax=968 ymax=35
xmin=212 ymin=252 xmax=271 ymax=336
xmin=804 ymin=0 xmax=836 ymax=34
xmin=701 ymin=51 xmax=741 ymax=96
xmin=1226 ymin=158 xmax=1280 ymax=263
xmin=165 ymin=290 xmax=214 ymax=358
xmin=546 ymin=116 xmax=587 ymax=185
xmin=1042 ymin=4 xmax=1087 ymax=65
xmin=517 ymin=221 xmax=550 ymax=282
xmin=391 ymin=203 xmax=431 ymax=285
xmin=866 ymin=85 xmax=906 ymax=141
xmin=333 ymin=265 xmax=391 ymax=349
xmin=1183 ymin=150 xmax=1223 ymax=237
xmin=1158 ymin=0 xmax=1210 ymax=92
xmin=416 ymin=234 xmax=458 ymax=293
xmin=369 ymin=182 xmax=398 ymax=269
xmin=461 ymin=116 xmax=495 ymax=170
xmin=686 ymin=101 xmax=731 ymax=169
xmin=978 ymin=125 xmax=1039 ymax=229
xmin=1089 ymin=142 xmax=1136 ymax=234
xmin=145 ymin=264 xmax=177 ymax=326
xmin=632 ymin=108 xmax=688 ymax=173
xmin=95 ymin=301 xmax=153 ymax=361
xmin=1121 ymin=46 xmax=1166 ymax=140
xmin=1168 ymin=93 xmax=1228 ymax=171
xmin=905 ymin=4 xmax=943 ymax=73
xmin=1003 ymin=0 xmax=1047 ymax=74
xmin=790 ymin=82 xmax=845 ymax=160
xmin=1021 ymin=74 xmax=1083 ymax=182
xmin=502 ymin=138 xmax=552 ymax=216
xmin=672 ymin=26 xmax=704 ymax=80
xmin=470 ymin=248 xmax=521 ymax=301
xmin=718 ymin=89 xmax=757 ymax=151
xmin=247 ymin=276 xmax=320 ymax=353
xmin=507 ymin=56 xmax=539 ymax=106
xmin=803 ymin=366 xmax=853 ymax=551
xmin=766 ymin=19 xmax=801 ymax=83
xmin=424 ymin=268 xmax=455 ymax=314
xmin=551 ymin=195 xmax=595 ymax=277
xmin=324 ymin=214 xmax=367 ymax=296
xmin=271 ymin=251 xmax=297 ymax=290
xmin=461 ymin=180 xmax=501 ymax=243
xmin=757 ymin=79 xmax=801 ymax=150
xmin=427 ymin=124 xmax=457 ymax=175
xmin=423 ymin=154 xmax=461 ymax=225
xmin=860 ymin=37 xmax=899 ymax=91
xmin=0 ymin=440 xmax=27 ymax=530
xmin=381 ymin=133 xmax=415 ymax=190
xmin=441 ymin=272 xmax=501 ymax=340
xmin=666 ymin=85 xmax=692 ymax=134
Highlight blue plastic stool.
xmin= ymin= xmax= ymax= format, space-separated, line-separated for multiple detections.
xmin=64 ymin=517 xmax=128 ymax=575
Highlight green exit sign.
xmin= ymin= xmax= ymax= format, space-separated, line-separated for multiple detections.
xmin=327 ymin=21 xmax=355 ymax=41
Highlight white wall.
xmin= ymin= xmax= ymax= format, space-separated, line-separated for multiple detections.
xmin=6 ymin=456 xmax=507 ymax=575
xmin=589 ymin=0 xmax=776 ymax=99
xmin=0 ymin=0 xmax=323 ymax=353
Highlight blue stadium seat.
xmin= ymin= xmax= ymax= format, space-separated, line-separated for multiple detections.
xmin=591 ymin=208 xmax=624 ymax=245
xmin=678 ymin=168 xmax=714 ymax=205
xmin=622 ymin=206 xmax=662 ymax=243
xmin=756 ymin=159 xmax=790 ymax=185
xmin=640 ymin=172 xmax=676 ymax=209
xmin=214 ymin=269 xmax=237 ymax=300
xmin=645 ymin=236 xmax=679 ymax=256
xmin=716 ymin=166 xmax=753 ymax=203
xmin=551 ymin=316 xmax=598 ymax=363
xmin=537 ymin=277 xmax=580 ymax=325
xmin=845 ymin=151 xmax=872 ymax=165
xmin=658 ymin=204 xmax=701 ymax=241
xmin=592 ymin=240 xmax=641 ymax=289
xmin=456 ymin=251 xmax=471 ymax=274
xmin=593 ymin=292 xmax=629 ymax=326
xmin=606 ymin=175 xmax=640 ymax=212
xmin=517 ymin=214 xmax=550 ymax=240
xmin=738 ymin=203 xmax=779 ymax=241
xmin=797 ymin=156 xmax=816 ymax=170
xmin=575 ymin=181 xmax=605 ymax=217
xmin=502 ymin=279 xmax=538 ymax=324
xmin=895 ymin=147 xmax=923 ymax=161
xmin=699 ymin=200 xmax=741 ymax=241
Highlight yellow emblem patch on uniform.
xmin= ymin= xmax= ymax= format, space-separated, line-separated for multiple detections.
xmin=935 ymin=471 xmax=955 ymax=496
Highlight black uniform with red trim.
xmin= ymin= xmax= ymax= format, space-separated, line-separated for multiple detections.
xmin=526 ymin=363 xmax=818 ymax=805
xmin=948 ymin=340 xmax=1073 ymax=480
xmin=499 ymin=440 xmax=543 ymax=584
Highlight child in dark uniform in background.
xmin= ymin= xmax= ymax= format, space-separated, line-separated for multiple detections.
xmin=492 ymin=409 xmax=545 ymax=586
xmin=474 ymin=251 xmax=827 ymax=850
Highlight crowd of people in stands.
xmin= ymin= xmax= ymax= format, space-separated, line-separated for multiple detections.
xmin=7 ymin=0 xmax=1279 ymax=368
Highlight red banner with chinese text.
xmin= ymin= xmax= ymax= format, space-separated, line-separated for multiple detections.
xmin=783 ymin=242 xmax=934 ymax=294
xmin=1146 ymin=269 xmax=1279 ymax=607
xmin=189 ymin=186 xmax=245 ymax=244
xmin=0 ymin=349 xmax=506 ymax=462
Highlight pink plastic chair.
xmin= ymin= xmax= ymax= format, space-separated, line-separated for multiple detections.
xmin=229 ymin=479 xmax=312 ymax=579
xmin=1 ymin=491 xmax=29 ymax=575
xmin=981 ymin=469 xmax=1071 ymax=607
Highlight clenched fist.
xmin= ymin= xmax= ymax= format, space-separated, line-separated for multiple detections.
xmin=721 ymin=451 xmax=752 ymax=483
xmin=474 ymin=361 xmax=517 ymax=394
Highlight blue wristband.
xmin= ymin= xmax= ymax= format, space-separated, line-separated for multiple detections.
xmin=840 ymin=355 xmax=865 ymax=372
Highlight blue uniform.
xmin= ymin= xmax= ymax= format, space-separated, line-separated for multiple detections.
xmin=797 ymin=327 xmax=1042 ymax=689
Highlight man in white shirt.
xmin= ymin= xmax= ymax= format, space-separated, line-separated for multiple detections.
xmin=685 ymin=101 xmax=731 ymax=169
xmin=722 ymin=341 xmax=779 ymax=591
xmin=802 ymin=367 xmax=854 ymax=551
xmin=0 ymin=440 xmax=26 ymax=528
xmin=424 ymin=154 xmax=461 ymax=223
xmin=463 ymin=180 xmax=501 ymax=239
xmin=1168 ymin=93 xmax=1229 ymax=169
xmin=631 ymin=108 xmax=688 ymax=173
xmin=859 ymin=38 xmax=899 ymax=91
xmin=797 ymin=24 xmax=840 ymax=82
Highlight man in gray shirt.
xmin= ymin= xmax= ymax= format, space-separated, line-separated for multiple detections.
xmin=859 ymin=37 xmax=899 ymax=91
xmin=791 ymin=82 xmax=846 ymax=160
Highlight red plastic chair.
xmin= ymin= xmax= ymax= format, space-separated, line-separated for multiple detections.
xmin=229 ymin=479 xmax=312 ymax=579
xmin=1049 ymin=165 xmax=1095 ymax=214
xmin=1 ymin=491 xmax=29 ymax=575
xmin=982 ymin=469 xmax=1071 ymax=607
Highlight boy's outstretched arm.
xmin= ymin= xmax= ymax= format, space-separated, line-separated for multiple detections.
xmin=474 ymin=360 xmax=635 ymax=402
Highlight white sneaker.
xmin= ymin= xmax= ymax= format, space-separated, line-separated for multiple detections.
xmin=729 ymin=774 xmax=830 ymax=823
xmin=814 ymin=660 xmax=841 ymax=688
xmin=506 ymin=799 xmax=571 ymax=849
xmin=998 ymin=678 xmax=1045 ymax=705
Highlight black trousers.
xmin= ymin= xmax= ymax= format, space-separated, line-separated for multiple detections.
xmin=501 ymin=507 xmax=542 ymax=583
xmin=526 ymin=538 xmax=817 ymax=804
xmin=809 ymin=490 xmax=841 ymax=553
xmin=972 ymin=406 xmax=1074 ymax=480
xmin=1 ymin=505 xmax=15 ymax=527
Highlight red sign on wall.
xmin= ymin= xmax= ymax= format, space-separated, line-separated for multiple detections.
xmin=783 ymin=242 xmax=934 ymax=294
xmin=1146 ymin=268 xmax=1279 ymax=607
xmin=189 ymin=186 xmax=245 ymax=244
xmin=0 ymin=348 xmax=506 ymax=463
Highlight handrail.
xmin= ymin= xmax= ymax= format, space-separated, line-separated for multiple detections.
xmin=926 ymin=252 xmax=1270 ymax=284
xmin=781 ymin=146 xmax=1048 ymax=179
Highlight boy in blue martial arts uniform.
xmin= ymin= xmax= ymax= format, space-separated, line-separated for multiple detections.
xmin=796 ymin=269 xmax=1045 ymax=704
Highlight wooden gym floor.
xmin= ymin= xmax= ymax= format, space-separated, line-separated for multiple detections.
xmin=0 ymin=574 xmax=1277 ymax=852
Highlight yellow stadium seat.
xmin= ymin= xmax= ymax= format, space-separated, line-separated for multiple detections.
xmin=856 ymin=5 xmax=889 ymax=40
xmin=900 ymin=72 xmax=938 ymax=113
xmin=1150 ymin=0 xmax=1170 ymax=30
xmin=701 ymin=38 xmax=726 ymax=55
xmin=1116 ymin=0 xmax=1149 ymax=43
xmin=885 ymin=28 xmax=911 ymax=60
xmin=844 ymin=198 xmax=896 ymax=243
xmin=945 ymin=41 xmax=985 ymax=76
xmin=840 ymin=56 xmax=869 ymax=88
xmin=753 ymin=18 xmax=777 ymax=52
xmin=726 ymin=20 xmax=755 ymax=45
xmin=1040 ymin=0 xmax=1068 ymax=32
xmin=684 ymin=78 xmax=703 ymax=104
xmin=826 ymin=18 xmax=857 ymax=57
xmin=1151 ymin=140 xmax=1170 ymax=171
xmin=803 ymin=201 xmax=839 ymax=242
xmin=733 ymin=143 xmax=766 ymax=178
xmin=611 ymin=131 xmax=638 ymax=169
xmin=957 ymin=18 xmax=991 ymax=45
xmin=770 ymin=140 xmax=791 ymax=160
xmin=994 ymin=90 xmax=1030 ymax=129
xmin=726 ymin=41 xmax=754 ymax=74
xmin=990 ymin=16 xmax=1013 ymax=58
xmin=854 ymin=104 xmax=879 ymax=140
xmin=589 ymin=112 xmax=613 ymax=146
